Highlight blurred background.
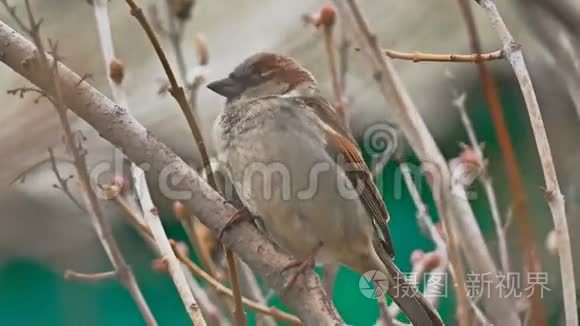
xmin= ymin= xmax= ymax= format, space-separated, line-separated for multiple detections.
xmin=0 ymin=0 xmax=579 ymax=325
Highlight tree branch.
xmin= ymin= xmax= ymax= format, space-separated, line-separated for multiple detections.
xmin=48 ymin=148 xmax=86 ymax=213
xmin=174 ymin=242 xmax=302 ymax=325
xmin=475 ymin=1 xmax=577 ymax=325
xmin=384 ymin=49 xmax=504 ymax=63
xmin=452 ymin=92 xmax=510 ymax=273
xmin=64 ymin=270 xmax=117 ymax=282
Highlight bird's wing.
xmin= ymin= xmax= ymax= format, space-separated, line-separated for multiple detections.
xmin=296 ymin=96 xmax=395 ymax=258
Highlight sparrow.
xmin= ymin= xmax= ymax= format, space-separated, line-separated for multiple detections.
xmin=208 ymin=52 xmax=443 ymax=326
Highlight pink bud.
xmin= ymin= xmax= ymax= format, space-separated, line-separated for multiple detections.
xmin=411 ymin=250 xmax=425 ymax=264
xmin=315 ymin=4 xmax=336 ymax=28
xmin=173 ymin=201 xmax=189 ymax=220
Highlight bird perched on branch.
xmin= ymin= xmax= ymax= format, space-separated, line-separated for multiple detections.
xmin=208 ymin=52 xmax=443 ymax=326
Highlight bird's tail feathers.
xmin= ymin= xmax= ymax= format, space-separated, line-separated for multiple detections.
xmin=372 ymin=241 xmax=444 ymax=326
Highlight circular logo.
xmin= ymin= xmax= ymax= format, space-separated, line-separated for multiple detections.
xmin=359 ymin=270 xmax=389 ymax=299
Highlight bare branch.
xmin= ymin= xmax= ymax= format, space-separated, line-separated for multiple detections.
xmin=64 ymin=270 xmax=117 ymax=282
xmin=124 ymin=0 xmax=215 ymax=188
xmin=163 ymin=0 xmax=189 ymax=83
xmin=138 ymin=178 xmax=206 ymax=325
xmin=308 ymin=4 xmax=347 ymax=124
xmin=174 ymin=242 xmax=302 ymax=325
xmin=383 ymin=48 xmax=504 ymax=63
xmin=48 ymin=148 xmax=86 ymax=212
xmin=225 ymin=243 xmax=246 ymax=325
xmin=338 ymin=30 xmax=350 ymax=93
xmin=107 ymin=186 xmax=228 ymax=324
xmin=474 ymin=1 xmax=577 ymax=324
xmin=7 ymin=86 xmax=55 ymax=105
xmin=104 ymin=185 xmax=154 ymax=238
xmin=236 ymin=257 xmax=277 ymax=326
xmin=395 ymin=164 xmax=450 ymax=313
xmin=452 ymin=92 xmax=510 ymax=273
xmin=516 ymin=0 xmax=580 ymax=119
xmin=9 ymin=155 xmax=72 ymax=185
xmin=402 ymin=163 xmax=494 ymax=325
xmin=321 ymin=263 xmax=338 ymax=299
xmin=173 ymin=202 xmax=219 ymax=278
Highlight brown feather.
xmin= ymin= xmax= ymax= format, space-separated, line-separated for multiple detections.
xmin=297 ymin=96 xmax=396 ymax=258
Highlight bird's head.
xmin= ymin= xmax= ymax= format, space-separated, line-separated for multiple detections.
xmin=207 ymin=52 xmax=317 ymax=102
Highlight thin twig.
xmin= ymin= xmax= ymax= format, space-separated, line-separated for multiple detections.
xmin=321 ymin=6 xmax=347 ymax=124
xmin=9 ymin=155 xmax=73 ymax=185
xmin=474 ymin=1 xmax=577 ymax=325
xmin=105 ymin=166 xmax=221 ymax=323
xmin=306 ymin=5 xmax=348 ymax=125
xmin=225 ymin=248 xmax=246 ymax=325
xmin=90 ymin=0 xmax=129 ymax=107
xmin=64 ymin=270 xmax=117 ymax=282
xmin=321 ymin=263 xmax=338 ymax=299
xmin=137 ymin=176 xmax=206 ymax=324
xmin=400 ymin=164 xmax=446 ymax=251
xmin=181 ymin=264 xmax=225 ymax=326
xmin=47 ymin=148 xmax=86 ymax=212
xmin=89 ymin=0 xmax=150 ymax=241
xmin=174 ymin=202 xmax=219 ymax=278
xmin=503 ymin=206 xmax=515 ymax=234
xmin=123 ymin=2 xmax=243 ymax=325
xmin=236 ymin=257 xmax=277 ymax=326
xmin=164 ymin=21 xmax=229 ymax=316
xmin=394 ymin=164 xmax=450 ymax=314
xmin=107 ymin=188 xmax=226 ymax=324
xmin=164 ymin=0 xmax=188 ymax=83
xmin=338 ymin=29 xmax=350 ymax=95
xmin=377 ymin=295 xmax=395 ymax=326
xmin=468 ymin=298 xmax=493 ymax=326
xmin=173 ymin=242 xmax=302 ymax=325
xmin=7 ymin=86 xmax=55 ymax=105
xmin=402 ymin=164 xmax=494 ymax=325
xmin=516 ymin=0 xmax=580 ymax=120
xmin=107 ymin=188 xmax=154 ymax=238
xmin=452 ymin=92 xmax=510 ymax=272
xmin=457 ymin=1 xmax=550 ymax=324
xmin=109 ymin=195 xmax=279 ymax=325
xmin=124 ymin=0 xmax=215 ymax=188
xmin=384 ymin=48 xmax=504 ymax=63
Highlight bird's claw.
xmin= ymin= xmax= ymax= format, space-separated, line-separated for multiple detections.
xmin=218 ymin=206 xmax=252 ymax=240
xmin=282 ymin=255 xmax=317 ymax=290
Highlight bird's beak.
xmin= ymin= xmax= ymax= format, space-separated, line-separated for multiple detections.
xmin=207 ymin=77 xmax=244 ymax=99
